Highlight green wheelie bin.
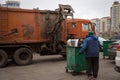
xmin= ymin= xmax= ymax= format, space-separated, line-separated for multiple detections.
xmin=103 ymin=41 xmax=114 ymax=59
xmin=65 ymin=46 xmax=86 ymax=74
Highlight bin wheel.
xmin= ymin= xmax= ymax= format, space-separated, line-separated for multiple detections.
xmin=62 ymin=55 xmax=66 ymax=59
xmin=0 ymin=49 xmax=8 ymax=68
xmin=103 ymin=56 xmax=105 ymax=59
xmin=13 ymin=48 xmax=33 ymax=66
xmin=114 ymin=67 xmax=120 ymax=72
xmin=72 ymin=72 xmax=79 ymax=76
xmin=65 ymin=67 xmax=68 ymax=73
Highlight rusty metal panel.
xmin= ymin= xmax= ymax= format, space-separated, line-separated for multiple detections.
xmin=0 ymin=7 xmax=65 ymax=44
xmin=0 ymin=8 xmax=40 ymax=44
xmin=0 ymin=9 xmax=8 ymax=35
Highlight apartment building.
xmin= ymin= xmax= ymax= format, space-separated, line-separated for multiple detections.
xmin=91 ymin=18 xmax=100 ymax=35
xmin=100 ymin=17 xmax=111 ymax=36
xmin=111 ymin=1 xmax=120 ymax=34
xmin=0 ymin=0 xmax=20 ymax=8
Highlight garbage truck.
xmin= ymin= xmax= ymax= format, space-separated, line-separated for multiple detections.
xmin=0 ymin=4 xmax=74 ymax=67
xmin=0 ymin=4 xmax=95 ymax=67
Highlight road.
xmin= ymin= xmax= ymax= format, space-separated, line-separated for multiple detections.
xmin=0 ymin=53 xmax=119 ymax=80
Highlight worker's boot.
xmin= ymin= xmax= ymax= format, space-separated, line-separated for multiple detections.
xmin=88 ymin=76 xmax=93 ymax=80
xmin=91 ymin=77 xmax=96 ymax=80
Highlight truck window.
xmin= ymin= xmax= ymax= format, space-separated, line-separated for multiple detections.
xmin=82 ymin=23 xmax=92 ymax=31
xmin=72 ymin=22 xmax=76 ymax=28
xmin=88 ymin=24 xmax=92 ymax=31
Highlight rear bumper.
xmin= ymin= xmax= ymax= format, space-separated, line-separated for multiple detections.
xmin=108 ymin=49 xmax=116 ymax=59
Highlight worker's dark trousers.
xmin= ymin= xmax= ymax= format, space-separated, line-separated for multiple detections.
xmin=86 ymin=57 xmax=99 ymax=78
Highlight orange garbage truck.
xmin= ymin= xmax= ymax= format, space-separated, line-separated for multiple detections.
xmin=0 ymin=4 xmax=95 ymax=67
xmin=0 ymin=4 xmax=74 ymax=67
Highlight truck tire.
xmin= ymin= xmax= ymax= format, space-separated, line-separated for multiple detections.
xmin=13 ymin=48 xmax=33 ymax=66
xmin=0 ymin=50 xmax=8 ymax=68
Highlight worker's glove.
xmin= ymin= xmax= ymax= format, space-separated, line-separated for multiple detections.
xmin=79 ymin=52 xmax=82 ymax=55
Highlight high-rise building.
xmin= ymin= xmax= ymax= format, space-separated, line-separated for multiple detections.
xmin=100 ymin=17 xmax=111 ymax=35
xmin=91 ymin=18 xmax=100 ymax=35
xmin=91 ymin=17 xmax=111 ymax=36
xmin=111 ymin=1 xmax=120 ymax=33
xmin=0 ymin=0 xmax=20 ymax=8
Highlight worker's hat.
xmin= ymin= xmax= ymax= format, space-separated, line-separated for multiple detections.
xmin=88 ymin=31 xmax=94 ymax=36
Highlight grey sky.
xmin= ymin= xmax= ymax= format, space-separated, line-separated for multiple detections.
xmin=0 ymin=0 xmax=117 ymax=19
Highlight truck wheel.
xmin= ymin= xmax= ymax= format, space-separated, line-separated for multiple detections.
xmin=0 ymin=50 xmax=8 ymax=68
xmin=14 ymin=48 xmax=33 ymax=66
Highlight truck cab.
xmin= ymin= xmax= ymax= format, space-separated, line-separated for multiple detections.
xmin=66 ymin=18 xmax=95 ymax=39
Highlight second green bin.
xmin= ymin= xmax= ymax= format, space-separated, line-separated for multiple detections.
xmin=103 ymin=41 xmax=114 ymax=59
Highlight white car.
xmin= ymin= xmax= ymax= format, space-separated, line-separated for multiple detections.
xmin=115 ymin=44 xmax=120 ymax=72
xmin=98 ymin=37 xmax=107 ymax=51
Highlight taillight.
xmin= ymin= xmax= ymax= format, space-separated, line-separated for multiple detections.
xmin=117 ymin=44 xmax=120 ymax=51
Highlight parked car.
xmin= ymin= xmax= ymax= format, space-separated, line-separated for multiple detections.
xmin=109 ymin=35 xmax=120 ymax=41
xmin=108 ymin=40 xmax=120 ymax=59
xmin=98 ymin=37 xmax=107 ymax=51
xmin=115 ymin=44 xmax=120 ymax=72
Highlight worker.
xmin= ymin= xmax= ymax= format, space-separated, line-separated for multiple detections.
xmin=79 ymin=31 xmax=100 ymax=80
